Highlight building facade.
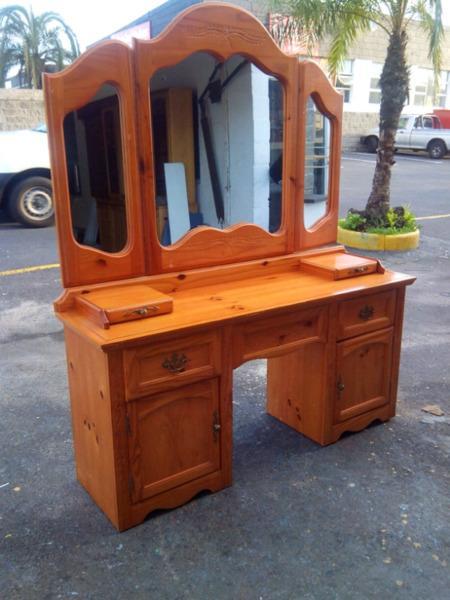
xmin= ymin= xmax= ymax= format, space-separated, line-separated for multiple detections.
xmin=106 ymin=0 xmax=450 ymax=149
xmin=327 ymin=21 xmax=450 ymax=148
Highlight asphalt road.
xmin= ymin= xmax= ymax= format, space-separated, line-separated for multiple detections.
xmin=341 ymin=152 xmax=450 ymax=241
xmin=1 ymin=154 xmax=449 ymax=598
xmin=1 ymin=150 xmax=449 ymax=275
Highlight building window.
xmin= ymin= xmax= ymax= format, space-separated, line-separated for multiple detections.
xmin=413 ymin=85 xmax=427 ymax=105
xmin=335 ymin=59 xmax=353 ymax=103
xmin=437 ymin=71 xmax=449 ymax=107
xmin=413 ymin=68 xmax=449 ymax=107
xmin=413 ymin=68 xmax=431 ymax=106
xmin=368 ymin=63 xmax=382 ymax=104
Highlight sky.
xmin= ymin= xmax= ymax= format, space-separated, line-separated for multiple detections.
xmin=0 ymin=0 xmax=166 ymax=49
xmin=0 ymin=0 xmax=449 ymax=51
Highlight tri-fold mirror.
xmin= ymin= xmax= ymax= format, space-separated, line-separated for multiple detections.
xmin=61 ymin=55 xmax=286 ymax=252
xmin=61 ymin=58 xmax=333 ymax=252
xmin=47 ymin=4 xmax=342 ymax=286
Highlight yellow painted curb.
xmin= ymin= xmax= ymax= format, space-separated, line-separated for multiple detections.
xmin=337 ymin=226 xmax=420 ymax=251
xmin=384 ymin=229 xmax=420 ymax=251
xmin=337 ymin=227 xmax=384 ymax=250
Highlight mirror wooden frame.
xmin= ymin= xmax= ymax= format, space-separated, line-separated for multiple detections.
xmin=44 ymin=42 xmax=145 ymax=288
xmin=298 ymin=62 xmax=343 ymax=249
xmin=44 ymin=2 xmax=342 ymax=286
xmin=134 ymin=4 xmax=300 ymax=272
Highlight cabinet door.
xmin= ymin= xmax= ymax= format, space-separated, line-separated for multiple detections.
xmin=127 ymin=379 xmax=221 ymax=503
xmin=335 ymin=328 xmax=393 ymax=423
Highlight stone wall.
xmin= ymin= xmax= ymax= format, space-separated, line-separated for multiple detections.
xmin=342 ymin=112 xmax=379 ymax=151
xmin=0 ymin=86 xmax=374 ymax=150
xmin=318 ymin=21 xmax=450 ymax=71
xmin=0 ymin=89 xmax=45 ymax=131
xmin=224 ymin=0 xmax=270 ymax=23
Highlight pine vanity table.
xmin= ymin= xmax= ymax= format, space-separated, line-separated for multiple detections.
xmin=44 ymin=3 xmax=415 ymax=531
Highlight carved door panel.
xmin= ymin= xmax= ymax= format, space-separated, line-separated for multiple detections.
xmin=335 ymin=328 xmax=393 ymax=423
xmin=127 ymin=379 xmax=221 ymax=503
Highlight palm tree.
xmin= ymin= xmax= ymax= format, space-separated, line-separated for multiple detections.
xmin=0 ymin=5 xmax=79 ymax=89
xmin=271 ymin=0 xmax=444 ymax=225
xmin=0 ymin=30 xmax=18 ymax=86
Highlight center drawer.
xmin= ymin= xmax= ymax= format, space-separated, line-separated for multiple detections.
xmin=123 ymin=331 xmax=220 ymax=399
xmin=235 ymin=306 xmax=327 ymax=365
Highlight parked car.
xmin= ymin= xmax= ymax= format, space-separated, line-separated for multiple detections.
xmin=361 ymin=111 xmax=450 ymax=159
xmin=0 ymin=124 xmax=53 ymax=227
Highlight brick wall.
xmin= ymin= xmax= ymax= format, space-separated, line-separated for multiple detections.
xmin=0 ymin=89 xmax=45 ymax=131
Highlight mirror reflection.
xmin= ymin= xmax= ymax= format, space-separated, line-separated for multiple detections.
xmin=63 ymin=84 xmax=127 ymax=253
xmin=149 ymin=52 xmax=284 ymax=244
xmin=304 ymin=96 xmax=331 ymax=229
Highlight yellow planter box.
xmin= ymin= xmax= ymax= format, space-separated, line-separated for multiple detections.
xmin=337 ymin=226 xmax=420 ymax=251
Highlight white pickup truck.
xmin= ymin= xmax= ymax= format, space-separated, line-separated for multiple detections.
xmin=362 ymin=113 xmax=450 ymax=159
xmin=0 ymin=124 xmax=53 ymax=227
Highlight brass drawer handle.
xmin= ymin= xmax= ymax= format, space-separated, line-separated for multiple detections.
xmin=124 ymin=306 xmax=159 ymax=318
xmin=359 ymin=305 xmax=374 ymax=321
xmin=162 ymin=352 xmax=188 ymax=374
xmin=352 ymin=266 xmax=368 ymax=274
xmin=337 ymin=378 xmax=345 ymax=392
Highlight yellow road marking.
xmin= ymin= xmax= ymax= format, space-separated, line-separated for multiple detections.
xmin=416 ymin=213 xmax=450 ymax=221
xmin=0 ymin=263 xmax=60 ymax=277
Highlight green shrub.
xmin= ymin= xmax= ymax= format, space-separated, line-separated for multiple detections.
xmin=339 ymin=206 xmax=418 ymax=235
xmin=339 ymin=211 xmax=367 ymax=231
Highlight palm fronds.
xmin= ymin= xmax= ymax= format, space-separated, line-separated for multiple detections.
xmin=270 ymin=0 xmax=445 ymax=220
xmin=0 ymin=4 xmax=79 ymax=88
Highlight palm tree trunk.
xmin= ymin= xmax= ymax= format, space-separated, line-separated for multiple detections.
xmin=366 ymin=29 xmax=409 ymax=223
xmin=31 ymin=57 xmax=39 ymax=88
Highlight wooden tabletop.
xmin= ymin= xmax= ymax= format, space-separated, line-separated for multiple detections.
xmin=57 ymin=266 xmax=415 ymax=350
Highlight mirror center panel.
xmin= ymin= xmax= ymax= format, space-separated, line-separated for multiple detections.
xmin=149 ymin=52 xmax=284 ymax=245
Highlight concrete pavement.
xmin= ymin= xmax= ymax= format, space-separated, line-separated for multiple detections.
xmin=1 ymin=155 xmax=449 ymax=599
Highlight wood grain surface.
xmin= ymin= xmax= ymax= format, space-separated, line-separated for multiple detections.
xmin=44 ymin=3 xmax=415 ymax=531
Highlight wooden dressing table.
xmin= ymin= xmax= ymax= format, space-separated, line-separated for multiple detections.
xmin=44 ymin=3 xmax=415 ymax=531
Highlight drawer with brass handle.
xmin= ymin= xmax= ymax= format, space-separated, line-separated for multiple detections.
xmin=337 ymin=291 xmax=396 ymax=340
xmin=123 ymin=331 xmax=221 ymax=400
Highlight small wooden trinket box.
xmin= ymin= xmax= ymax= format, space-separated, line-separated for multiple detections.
xmin=300 ymin=253 xmax=380 ymax=280
xmin=75 ymin=284 xmax=173 ymax=329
